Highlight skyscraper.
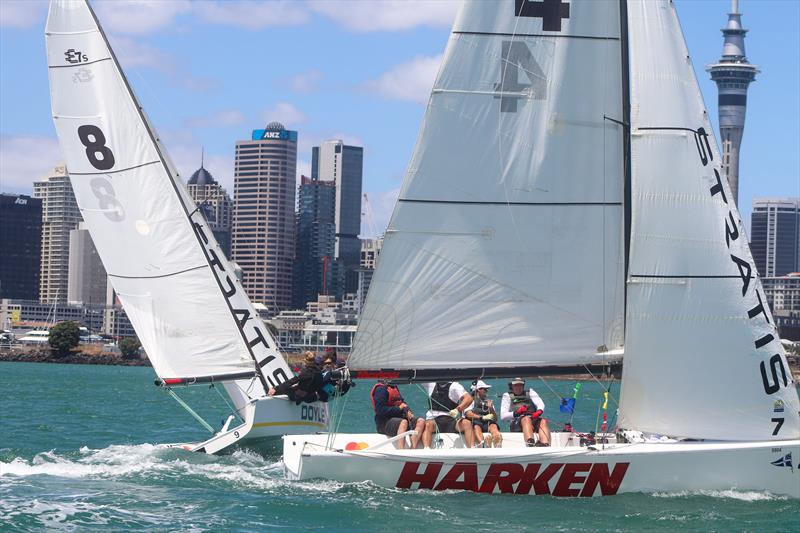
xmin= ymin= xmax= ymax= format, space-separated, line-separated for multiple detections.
xmin=707 ymin=0 xmax=758 ymax=207
xmin=293 ymin=175 xmax=336 ymax=308
xmin=33 ymin=165 xmax=82 ymax=303
xmin=0 ymin=193 xmax=42 ymax=300
xmin=750 ymin=198 xmax=800 ymax=278
xmin=187 ymin=162 xmax=233 ymax=257
xmin=231 ymin=122 xmax=298 ymax=312
xmin=67 ymin=223 xmax=107 ymax=305
xmin=311 ymin=140 xmax=363 ymax=295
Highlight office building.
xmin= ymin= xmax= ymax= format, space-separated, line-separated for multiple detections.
xmin=751 ymin=198 xmax=800 ymax=278
xmin=762 ymin=274 xmax=800 ymax=341
xmin=311 ymin=140 xmax=363 ymax=294
xmin=187 ymin=162 xmax=233 ymax=256
xmin=293 ymin=175 xmax=336 ymax=309
xmin=0 ymin=193 xmax=42 ymax=300
xmin=33 ymin=165 xmax=82 ymax=303
xmin=231 ymin=122 xmax=297 ymax=312
xmin=360 ymin=238 xmax=383 ymax=269
xmin=707 ymin=0 xmax=758 ymax=206
xmin=67 ymin=223 xmax=107 ymax=305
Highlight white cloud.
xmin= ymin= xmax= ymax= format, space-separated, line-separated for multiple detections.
xmin=288 ymin=69 xmax=323 ymax=94
xmin=261 ymin=102 xmax=307 ymax=128
xmin=184 ymin=110 xmax=246 ymax=129
xmin=193 ymin=1 xmax=309 ymax=30
xmin=310 ymin=0 xmax=458 ymax=32
xmin=0 ymin=135 xmax=63 ymax=193
xmin=364 ymin=54 xmax=441 ymax=104
xmin=109 ymin=35 xmax=218 ymax=92
xmin=94 ymin=1 xmax=192 ymax=35
xmin=362 ymin=188 xmax=399 ymax=238
xmin=0 ymin=0 xmax=47 ymax=28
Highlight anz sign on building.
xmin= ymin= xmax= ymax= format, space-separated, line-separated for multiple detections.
xmin=251 ymin=127 xmax=298 ymax=142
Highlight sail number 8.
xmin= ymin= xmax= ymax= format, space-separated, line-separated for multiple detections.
xmin=78 ymin=125 xmax=115 ymax=170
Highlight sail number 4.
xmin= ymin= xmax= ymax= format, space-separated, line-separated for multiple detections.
xmin=78 ymin=125 xmax=124 ymax=222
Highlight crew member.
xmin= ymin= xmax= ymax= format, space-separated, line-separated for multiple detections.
xmin=466 ymin=380 xmax=502 ymax=448
xmin=500 ymin=377 xmax=551 ymax=447
xmin=268 ymin=351 xmax=325 ymax=404
xmin=371 ymin=380 xmax=426 ymax=449
xmin=424 ymin=381 xmax=474 ymax=448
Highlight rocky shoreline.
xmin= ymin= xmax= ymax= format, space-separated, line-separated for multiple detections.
xmin=0 ymin=347 xmax=150 ymax=367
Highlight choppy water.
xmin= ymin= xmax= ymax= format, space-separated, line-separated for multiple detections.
xmin=1 ymin=361 xmax=798 ymax=532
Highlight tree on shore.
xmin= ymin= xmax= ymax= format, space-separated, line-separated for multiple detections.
xmin=119 ymin=337 xmax=142 ymax=360
xmin=49 ymin=321 xmax=80 ymax=357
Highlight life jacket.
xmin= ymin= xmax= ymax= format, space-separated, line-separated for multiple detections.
xmin=509 ymin=392 xmax=538 ymax=411
xmin=472 ymin=397 xmax=493 ymax=417
xmin=370 ymin=383 xmax=403 ymax=412
xmin=429 ymin=382 xmax=459 ymax=412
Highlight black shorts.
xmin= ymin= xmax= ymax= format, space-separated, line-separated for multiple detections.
xmin=377 ymin=417 xmax=422 ymax=437
xmin=472 ymin=419 xmax=499 ymax=433
xmin=432 ymin=415 xmax=466 ymax=434
xmin=510 ymin=415 xmax=543 ymax=433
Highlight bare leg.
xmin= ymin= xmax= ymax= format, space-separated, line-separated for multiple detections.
xmin=459 ymin=419 xmax=474 ymax=448
xmin=521 ymin=416 xmax=534 ymax=443
xmin=396 ymin=419 xmax=409 ymax=449
xmin=537 ymin=418 xmax=551 ymax=446
xmin=473 ymin=424 xmax=485 ymax=447
xmin=489 ymin=424 xmax=503 ymax=448
xmin=411 ymin=418 xmax=425 ymax=449
xmin=423 ymin=419 xmax=436 ymax=448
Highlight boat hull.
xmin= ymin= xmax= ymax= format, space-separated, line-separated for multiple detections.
xmin=283 ymin=432 xmax=800 ymax=497
xmin=185 ymin=397 xmax=329 ymax=455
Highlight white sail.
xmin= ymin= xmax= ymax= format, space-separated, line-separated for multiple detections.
xmin=351 ymin=0 xmax=626 ymax=371
xmin=618 ymin=0 xmax=799 ymax=441
xmin=45 ymin=0 xmax=292 ymax=393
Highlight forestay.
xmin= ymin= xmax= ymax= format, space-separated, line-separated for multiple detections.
xmin=45 ymin=0 xmax=291 ymax=393
xmin=351 ymin=0 xmax=626 ymax=371
xmin=618 ymin=0 xmax=799 ymax=441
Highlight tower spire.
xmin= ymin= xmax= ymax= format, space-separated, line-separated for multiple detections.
xmin=706 ymin=0 xmax=759 ymax=207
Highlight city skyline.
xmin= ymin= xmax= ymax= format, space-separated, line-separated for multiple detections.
xmin=1 ymin=0 xmax=798 ymax=237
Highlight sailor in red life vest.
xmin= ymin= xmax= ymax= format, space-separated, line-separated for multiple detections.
xmin=500 ymin=377 xmax=551 ymax=447
xmin=423 ymin=382 xmax=475 ymax=448
xmin=371 ymin=381 xmax=426 ymax=449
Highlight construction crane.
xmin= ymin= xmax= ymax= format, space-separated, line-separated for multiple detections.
xmin=362 ymin=193 xmax=379 ymax=239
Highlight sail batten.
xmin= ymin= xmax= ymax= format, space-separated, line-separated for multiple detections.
xmin=46 ymin=0 xmax=292 ymax=398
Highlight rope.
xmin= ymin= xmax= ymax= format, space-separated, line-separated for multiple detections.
xmin=210 ymin=383 xmax=244 ymax=424
xmin=582 ymin=364 xmax=620 ymax=408
xmin=166 ymin=387 xmax=215 ymax=433
xmin=537 ymin=376 xmax=565 ymax=403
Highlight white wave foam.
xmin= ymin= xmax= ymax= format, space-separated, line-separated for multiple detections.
xmin=652 ymin=489 xmax=788 ymax=501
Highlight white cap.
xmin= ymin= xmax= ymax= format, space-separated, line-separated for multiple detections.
xmin=473 ymin=380 xmax=492 ymax=390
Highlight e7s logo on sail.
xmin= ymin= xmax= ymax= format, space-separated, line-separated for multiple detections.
xmin=64 ymin=49 xmax=88 ymax=64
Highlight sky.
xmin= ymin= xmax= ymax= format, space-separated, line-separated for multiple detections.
xmin=0 ymin=0 xmax=798 ymax=238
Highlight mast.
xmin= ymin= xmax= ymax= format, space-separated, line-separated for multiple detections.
xmin=620 ymin=0 xmax=632 ymax=336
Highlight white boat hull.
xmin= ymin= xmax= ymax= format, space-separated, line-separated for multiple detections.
xmin=283 ymin=432 xmax=800 ymax=497
xmin=182 ymin=397 xmax=329 ymax=455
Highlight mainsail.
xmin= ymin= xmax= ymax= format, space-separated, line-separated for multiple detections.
xmin=45 ymin=0 xmax=292 ymax=397
xmin=618 ymin=0 xmax=799 ymax=441
xmin=351 ymin=0 xmax=626 ymax=373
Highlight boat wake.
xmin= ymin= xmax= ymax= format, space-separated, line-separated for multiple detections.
xmin=652 ymin=489 xmax=789 ymax=502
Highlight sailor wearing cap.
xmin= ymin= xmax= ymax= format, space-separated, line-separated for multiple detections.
xmin=465 ymin=380 xmax=502 ymax=448
xmin=500 ymin=378 xmax=551 ymax=447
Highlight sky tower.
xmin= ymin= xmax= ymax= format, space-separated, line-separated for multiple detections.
xmin=706 ymin=0 xmax=759 ymax=207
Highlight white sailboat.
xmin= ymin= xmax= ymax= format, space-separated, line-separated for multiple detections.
xmin=284 ymin=0 xmax=800 ymax=496
xmin=45 ymin=0 xmax=329 ymax=454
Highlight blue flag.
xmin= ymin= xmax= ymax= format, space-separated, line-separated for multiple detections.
xmin=560 ymin=397 xmax=575 ymax=414
xmin=770 ymin=453 xmax=793 ymax=472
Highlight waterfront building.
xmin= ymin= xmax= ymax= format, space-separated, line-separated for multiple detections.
xmin=67 ymin=223 xmax=107 ymax=305
xmin=311 ymin=140 xmax=363 ymax=295
xmin=186 ymin=162 xmax=233 ymax=257
xmin=762 ymin=274 xmax=800 ymax=341
xmin=231 ymin=122 xmax=298 ymax=312
xmin=0 ymin=298 xmax=105 ymax=333
xmin=750 ymin=198 xmax=800 ymax=277
xmin=0 ymin=193 xmax=42 ymax=300
xmin=33 ymin=165 xmax=82 ymax=303
xmin=360 ymin=238 xmax=382 ymax=269
xmin=706 ymin=0 xmax=758 ymax=206
xmin=293 ymin=175 xmax=336 ymax=309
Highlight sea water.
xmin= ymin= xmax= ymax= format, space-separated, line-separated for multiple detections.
xmin=1 ymin=361 xmax=798 ymax=532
